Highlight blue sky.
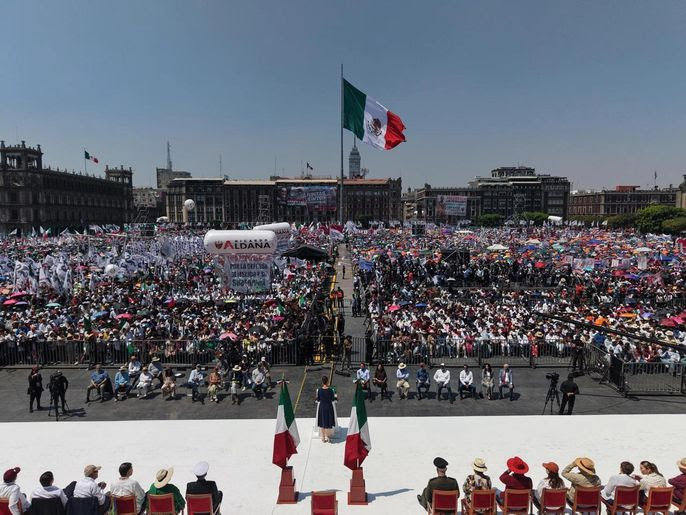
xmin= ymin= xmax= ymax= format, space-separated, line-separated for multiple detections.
xmin=1 ymin=1 xmax=685 ymax=190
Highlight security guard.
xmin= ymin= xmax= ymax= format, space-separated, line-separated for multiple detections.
xmin=417 ymin=457 xmax=460 ymax=510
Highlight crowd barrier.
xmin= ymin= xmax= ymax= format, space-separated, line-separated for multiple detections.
xmin=0 ymin=338 xmax=301 ymax=367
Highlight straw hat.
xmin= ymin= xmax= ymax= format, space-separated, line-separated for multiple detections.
xmin=575 ymin=457 xmax=596 ymax=475
xmin=154 ymin=467 xmax=174 ymax=488
xmin=232 ymin=365 xmax=241 ymax=372
xmin=473 ymin=458 xmax=487 ymax=473
xmin=677 ymin=458 xmax=686 ymax=471
xmin=398 ymin=362 xmax=407 ymax=369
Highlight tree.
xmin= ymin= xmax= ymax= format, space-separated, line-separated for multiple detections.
xmin=477 ymin=213 xmax=504 ymax=227
xmin=661 ymin=217 xmax=686 ymax=234
xmin=634 ymin=205 xmax=686 ymax=233
xmin=606 ymin=213 xmax=637 ymax=229
xmin=520 ymin=211 xmax=550 ymax=225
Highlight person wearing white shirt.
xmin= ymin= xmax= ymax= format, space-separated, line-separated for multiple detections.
xmin=127 ymin=355 xmax=142 ymax=383
xmin=136 ymin=368 xmax=153 ymax=398
xmin=499 ymin=364 xmax=514 ymax=401
xmin=188 ymin=364 xmax=205 ymax=402
xmin=459 ymin=364 xmax=477 ymax=400
xmin=30 ymin=471 xmax=68 ymax=508
xmin=109 ymin=462 xmax=145 ymax=514
xmin=601 ymin=461 xmax=639 ymax=502
xmin=433 ymin=363 xmax=453 ymax=403
xmin=0 ymin=467 xmax=30 ymax=515
xmin=356 ymin=363 xmax=371 ymax=398
xmin=395 ymin=363 xmax=410 ymax=399
xmin=73 ymin=465 xmax=109 ymax=511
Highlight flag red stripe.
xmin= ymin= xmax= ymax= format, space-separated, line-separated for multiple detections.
xmin=344 ymin=433 xmax=369 ymax=470
xmin=272 ymin=431 xmax=298 ymax=469
xmin=384 ymin=110 xmax=406 ymax=150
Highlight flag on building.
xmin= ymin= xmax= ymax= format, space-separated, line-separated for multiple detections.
xmin=343 ymin=79 xmax=406 ymax=150
xmin=272 ymin=381 xmax=300 ymax=468
xmin=306 ymin=162 xmax=313 ymax=170
xmin=344 ymin=382 xmax=371 ymax=470
xmin=84 ymin=150 xmax=99 ymax=163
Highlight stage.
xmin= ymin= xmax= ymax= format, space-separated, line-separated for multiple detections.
xmin=3 ymin=414 xmax=684 ymax=513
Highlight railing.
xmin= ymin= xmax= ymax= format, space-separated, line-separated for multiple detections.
xmin=0 ymin=338 xmax=301 ymax=367
xmin=621 ymin=362 xmax=685 ymax=396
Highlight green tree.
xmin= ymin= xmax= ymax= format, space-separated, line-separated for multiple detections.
xmin=606 ymin=213 xmax=637 ymax=229
xmin=661 ymin=217 xmax=686 ymax=234
xmin=634 ymin=205 xmax=686 ymax=233
xmin=477 ymin=213 xmax=504 ymax=227
xmin=520 ymin=211 xmax=550 ymax=225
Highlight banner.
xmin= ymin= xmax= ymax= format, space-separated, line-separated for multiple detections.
xmin=436 ymin=195 xmax=467 ymax=217
xmin=278 ymin=186 xmax=337 ymax=211
xmin=218 ymin=255 xmax=272 ymax=293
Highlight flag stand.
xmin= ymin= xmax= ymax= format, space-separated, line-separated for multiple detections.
xmin=348 ymin=460 xmax=368 ymax=505
xmin=276 ymin=464 xmax=298 ymax=504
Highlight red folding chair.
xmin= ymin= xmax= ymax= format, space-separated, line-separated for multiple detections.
xmin=0 ymin=498 xmax=14 ymax=515
xmin=601 ymin=485 xmax=640 ymax=515
xmin=461 ymin=489 xmax=496 ymax=515
xmin=672 ymin=494 xmax=686 ymax=513
xmin=539 ymin=488 xmax=568 ymax=515
xmin=311 ymin=490 xmax=337 ymax=515
xmin=428 ymin=489 xmax=459 ymax=514
xmin=148 ymin=493 xmax=178 ymax=515
xmin=641 ymin=486 xmax=673 ymax=515
xmin=497 ymin=489 xmax=532 ymax=515
xmin=186 ymin=494 xmax=217 ymax=515
xmin=568 ymin=486 xmax=602 ymax=515
xmin=113 ymin=495 xmax=137 ymax=515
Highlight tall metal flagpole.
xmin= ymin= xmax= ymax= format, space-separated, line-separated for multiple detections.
xmin=339 ymin=63 xmax=344 ymax=225
xmin=84 ymin=147 xmax=88 ymax=175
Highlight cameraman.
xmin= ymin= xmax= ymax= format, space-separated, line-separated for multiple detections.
xmin=49 ymin=370 xmax=69 ymax=413
xmin=559 ymin=374 xmax=579 ymax=415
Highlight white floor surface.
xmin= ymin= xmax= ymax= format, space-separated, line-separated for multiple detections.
xmin=1 ymin=414 xmax=684 ymax=514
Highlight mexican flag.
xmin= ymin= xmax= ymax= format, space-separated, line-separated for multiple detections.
xmin=84 ymin=150 xmax=99 ymax=163
xmin=344 ymin=383 xmax=371 ymax=470
xmin=272 ymin=382 xmax=300 ymax=469
xmin=343 ymin=79 xmax=406 ymax=150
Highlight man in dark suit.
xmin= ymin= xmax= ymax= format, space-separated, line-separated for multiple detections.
xmin=417 ymin=457 xmax=460 ymax=510
xmin=185 ymin=462 xmax=222 ymax=513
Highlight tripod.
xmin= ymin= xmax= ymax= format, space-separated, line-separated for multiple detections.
xmin=542 ymin=382 xmax=560 ymax=415
xmin=48 ymin=392 xmax=69 ymax=422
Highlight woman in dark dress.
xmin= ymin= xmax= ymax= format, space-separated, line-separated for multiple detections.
xmin=373 ymin=364 xmax=388 ymax=400
xmin=28 ymin=365 xmax=43 ymax=412
xmin=316 ymin=376 xmax=336 ymax=443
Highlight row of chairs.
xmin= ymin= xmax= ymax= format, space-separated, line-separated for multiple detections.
xmin=431 ymin=485 xmax=684 ymax=515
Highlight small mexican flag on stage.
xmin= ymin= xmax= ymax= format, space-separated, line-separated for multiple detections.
xmin=84 ymin=150 xmax=99 ymax=163
xmin=343 ymin=79 xmax=406 ymax=150
xmin=344 ymin=382 xmax=371 ymax=470
xmin=272 ymin=381 xmax=300 ymax=468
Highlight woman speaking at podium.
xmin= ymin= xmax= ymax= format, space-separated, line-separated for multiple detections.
xmin=316 ymin=376 xmax=337 ymax=443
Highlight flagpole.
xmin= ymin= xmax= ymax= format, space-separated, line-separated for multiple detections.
xmin=339 ymin=63 xmax=344 ymax=225
xmin=84 ymin=147 xmax=87 ymax=175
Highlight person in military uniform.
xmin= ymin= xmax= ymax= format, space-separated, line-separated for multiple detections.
xmin=417 ymin=457 xmax=460 ymax=510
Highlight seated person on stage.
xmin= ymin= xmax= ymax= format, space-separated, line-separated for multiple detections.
xmin=146 ymin=468 xmax=184 ymax=515
xmin=416 ymin=362 xmax=430 ymax=400
xmin=148 ymin=357 xmax=164 ymax=388
xmin=433 ymin=363 xmax=453 ymax=402
xmin=136 ymin=366 xmax=153 ymax=399
xmin=86 ymin=364 xmax=111 ymax=403
xmin=534 ymin=462 xmax=565 ymax=509
xmin=459 ymin=364 xmax=477 ymax=400
xmin=259 ymin=357 xmax=272 ymax=389
xmin=561 ymin=457 xmax=601 ymax=503
xmin=372 ymin=364 xmax=388 ymax=400
xmin=463 ymin=458 xmax=492 ymax=510
xmin=73 ymin=465 xmax=110 ymax=514
xmin=186 ymin=462 xmax=222 ymax=514
xmin=396 ymin=362 xmax=410 ymax=399
xmin=417 ymin=457 xmax=459 ymax=511
xmin=113 ymin=366 xmax=131 ymax=402
xmin=127 ymin=355 xmax=142 ymax=384
xmin=355 ymin=363 xmax=370 ymax=397
xmin=499 ymin=364 xmax=514 ymax=400
xmin=161 ymin=367 xmax=177 ymax=400
xmin=30 ymin=471 xmax=68 ymax=509
xmin=251 ymin=364 xmax=266 ymax=399
xmin=207 ymin=367 xmax=221 ymax=403
xmin=0 ymin=467 xmax=30 ymax=515
xmin=188 ymin=364 xmax=205 ymax=402
xmin=498 ymin=456 xmax=533 ymax=503
xmin=109 ymin=462 xmax=146 ymax=515
xmin=601 ymin=461 xmax=637 ymax=503
xmin=635 ymin=461 xmax=666 ymax=504
xmin=669 ymin=458 xmax=686 ymax=505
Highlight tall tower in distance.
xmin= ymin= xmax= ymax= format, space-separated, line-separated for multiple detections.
xmin=348 ymin=138 xmax=361 ymax=179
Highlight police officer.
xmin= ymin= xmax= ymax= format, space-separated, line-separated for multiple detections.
xmin=49 ymin=370 xmax=69 ymax=413
xmin=417 ymin=457 xmax=460 ymax=510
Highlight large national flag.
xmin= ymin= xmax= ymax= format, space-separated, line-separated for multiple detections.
xmin=272 ymin=382 xmax=300 ymax=468
xmin=84 ymin=150 xmax=99 ymax=163
xmin=343 ymin=79 xmax=406 ymax=150
xmin=344 ymin=383 xmax=371 ymax=470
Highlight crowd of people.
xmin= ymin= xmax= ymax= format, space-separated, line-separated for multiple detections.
xmin=0 ymin=461 xmax=223 ymax=515
xmin=417 ymin=455 xmax=686 ymax=512
xmin=349 ymin=226 xmax=686 ymax=367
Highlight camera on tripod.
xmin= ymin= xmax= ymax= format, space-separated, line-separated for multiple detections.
xmin=546 ymin=372 xmax=559 ymax=385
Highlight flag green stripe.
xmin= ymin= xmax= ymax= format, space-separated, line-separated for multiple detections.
xmin=354 ymin=382 xmax=367 ymax=427
xmin=280 ymin=383 xmax=295 ymax=427
xmin=343 ymin=79 xmax=366 ymax=140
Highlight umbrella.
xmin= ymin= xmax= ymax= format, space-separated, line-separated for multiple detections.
xmin=634 ymin=247 xmax=652 ymax=253
xmin=219 ymin=331 xmax=236 ymax=340
xmin=93 ymin=311 xmax=109 ymax=319
xmin=525 ymin=239 xmax=541 ymax=245
xmin=535 ymin=261 xmax=546 ymax=269
xmin=487 ymin=244 xmax=508 ymax=252
xmin=388 ymin=304 xmax=401 ymax=312
xmin=272 ymin=315 xmax=285 ymax=321
xmin=3 ymin=299 xmax=17 ymax=306
xmin=116 ymin=313 xmax=133 ymax=320
xmin=659 ymin=318 xmax=678 ymax=328
xmin=415 ymin=303 xmax=428 ymax=308
xmin=14 ymin=301 xmax=28 ymax=306
xmin=46 ymin=302 xmax=61 ymax=308
xmin=10 ymin=292 xmax=29 ymax=299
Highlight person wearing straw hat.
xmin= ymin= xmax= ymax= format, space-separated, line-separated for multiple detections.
xmin=463 ymin=458 xmax=492 ymax=507
xmin=396 ymin=362 xmax=410 ymax=399
xmin=0 ymin=467 xmax=30 ymax=515
xmin=146 ymin=468 xmax=184 ymax=514
xmin=229 ymin=365 xmax=242 ymax=405
xmin=668 ymin=458 xmax=686 ymax=504
xmin=562 ymin=458 xmax=601 ymax=502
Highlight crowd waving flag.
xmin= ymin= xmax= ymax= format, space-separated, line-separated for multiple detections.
xmin=343 ymin=79 xmax=406 ymax=150
xmin=84 ymin=150 xmax=99 ymax=163
xmin=344 ymin=382 xmax=371 ymax=470
xmin=272 ymin=381 xmax=300 ymax=468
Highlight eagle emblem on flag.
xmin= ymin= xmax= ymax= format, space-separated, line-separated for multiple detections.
xmin=366 ymin=117 xmax=383 ymax=137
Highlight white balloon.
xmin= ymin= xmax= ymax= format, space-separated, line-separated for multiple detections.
xmin=184 ymin=199 xmax=195 ymax=211
xmin=204 ymin=230 xmax=277 ymax=255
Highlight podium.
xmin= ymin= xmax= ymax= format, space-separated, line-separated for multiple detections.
xmin=347 ymin=467 xmax=368 ymax=505
xmin=276 ymin=466 xmax=298 ymax=504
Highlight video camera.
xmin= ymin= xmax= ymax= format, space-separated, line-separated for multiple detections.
xmin=545 ymin=372 xmax=560 ymax=385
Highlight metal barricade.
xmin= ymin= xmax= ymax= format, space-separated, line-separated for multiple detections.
xmin=621 ymin=361 xmax=685 ymax=396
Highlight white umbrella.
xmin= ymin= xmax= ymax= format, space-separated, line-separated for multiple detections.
xmin=525 ymin=239 xmax=541 ymax=245
xmin=634 ymin=247 xmax=652 ymax=253
xmin=487 ymin=244 xmax=508 ymax=251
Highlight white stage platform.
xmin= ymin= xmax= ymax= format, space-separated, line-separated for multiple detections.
xmin=2 ymin=414 xmax=684 ymax=514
